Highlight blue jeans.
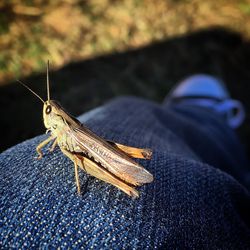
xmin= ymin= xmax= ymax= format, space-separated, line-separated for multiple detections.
xmin=0 ymin=97 xmax=250 ymax=249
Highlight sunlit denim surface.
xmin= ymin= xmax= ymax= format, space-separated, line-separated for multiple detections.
xmin=1 ymin=97 xmax=250 ymax=249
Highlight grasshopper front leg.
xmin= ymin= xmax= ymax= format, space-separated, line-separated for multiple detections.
xmin=36 ymin=136 xmax=55 ymax=159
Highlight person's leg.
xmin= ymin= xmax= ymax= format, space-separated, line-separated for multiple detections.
xmin=158 ymin=104 xmax=250 ymax=189
xmin=163 ymin=74 xmax=249 ymax=188
xmin=1 ymin=94 xmax=250 ymax=248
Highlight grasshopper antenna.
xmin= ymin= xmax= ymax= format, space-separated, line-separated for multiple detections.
xmin=17 ymin=79 xmax=45 ymax=104
xmin=47 ymin=60 xmax=50 ymax=101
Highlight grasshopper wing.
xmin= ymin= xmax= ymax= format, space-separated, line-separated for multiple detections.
xmin=71 ymin=126 xmax=153 ymax=186
xmin=107 ymin=141 xmax=152 ymax=159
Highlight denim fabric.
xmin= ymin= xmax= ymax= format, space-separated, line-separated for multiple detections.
xmin=0 ymin=96 xmax=250 ymax=249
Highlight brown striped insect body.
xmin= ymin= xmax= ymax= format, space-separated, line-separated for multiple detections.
xmin=19 ymin=61 xmax=153 ymax=198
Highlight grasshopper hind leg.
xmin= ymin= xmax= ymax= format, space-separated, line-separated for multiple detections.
xmin=81 ymin=156 xmax=139 ymax=198
xmin=61 ymin=148 xmax=139 ymax=197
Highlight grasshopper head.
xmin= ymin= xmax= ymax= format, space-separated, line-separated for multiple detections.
xmin=19 ymin=61 xmax=80 ymax=131
xmin=43 ymin=100 xmax=81 ymax=130
xmin=43 ymin=100 xmax=65 ymax=130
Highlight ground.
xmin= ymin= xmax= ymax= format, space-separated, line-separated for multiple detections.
xmin=0 ymin=1 xmax=250 ymax=156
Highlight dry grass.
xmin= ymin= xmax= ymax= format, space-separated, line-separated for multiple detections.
xmin=1 ymin=0 xmax=250 ymax=84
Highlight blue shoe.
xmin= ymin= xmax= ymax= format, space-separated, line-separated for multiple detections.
xmin=164 ymin=74 xmax=245 ymax=129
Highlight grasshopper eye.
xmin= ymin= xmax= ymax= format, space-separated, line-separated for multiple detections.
xmin=45 ymin=105 xmax=52 ymax=114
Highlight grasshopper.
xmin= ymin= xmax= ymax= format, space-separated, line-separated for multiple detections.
xmin=18 ymin=61 xmax=153 ymax=198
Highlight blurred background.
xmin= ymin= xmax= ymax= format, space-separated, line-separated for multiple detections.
xmin=0 ymin=0 xmax=250 ymax=156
